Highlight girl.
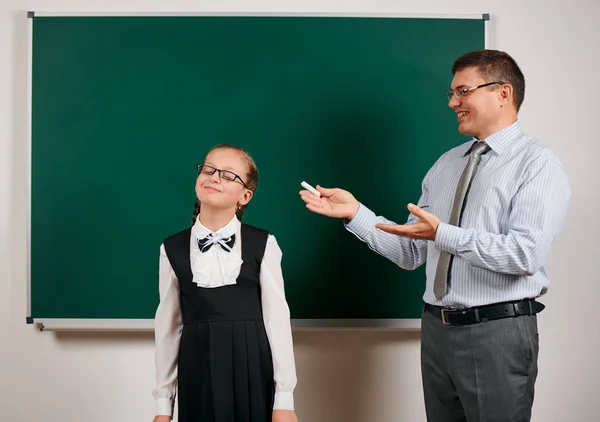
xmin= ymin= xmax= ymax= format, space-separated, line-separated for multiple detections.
xmin=152 ymin=145 xmax=298 ymax=422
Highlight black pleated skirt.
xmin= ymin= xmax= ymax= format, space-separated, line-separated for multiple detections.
xmin=178 ymin=319 xmax=275 ymax=422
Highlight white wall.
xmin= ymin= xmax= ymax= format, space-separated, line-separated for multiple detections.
xmin=1 ymin=1 xmax=599 ymax=421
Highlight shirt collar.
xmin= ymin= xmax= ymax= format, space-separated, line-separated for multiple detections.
xmin=463 ymin=120 xmax=524 ymax=156
xmin=192 ymin=214 xmax=240 ymax=239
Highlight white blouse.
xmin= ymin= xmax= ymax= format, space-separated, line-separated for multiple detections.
xmin=152 ymin=216 xmax=297 ymax=416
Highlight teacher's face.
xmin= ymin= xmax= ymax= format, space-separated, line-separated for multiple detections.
xmin=448 ymin=66 xmax=504 ymax=139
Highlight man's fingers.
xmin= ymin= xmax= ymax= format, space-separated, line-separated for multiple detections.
xmin=375 ymin=223 xmax=413 ymax=236
xmin=315 ymin=185 xmax=337 ymax=196
xmin=301 ymin=191 xmax=335 ymax=217
xmin=300 ymin=191 xmax=322 ymax=206
xmin=306 ymin=203 xmax=329 ymax=216
xmin=407 ymin=203 xmax=429 ymax=218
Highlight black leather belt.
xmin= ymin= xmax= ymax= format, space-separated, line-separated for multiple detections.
xmin=424 ymin=299 xmax=545 ymax=326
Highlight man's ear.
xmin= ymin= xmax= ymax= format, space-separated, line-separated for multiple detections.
xmin=499 ymin=84 xmax=513 ymax=107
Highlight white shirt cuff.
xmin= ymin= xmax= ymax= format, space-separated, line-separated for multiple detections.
xmin=435 ymin=223 xmax=462 ymax=255
xmin=155 ymin=397 xmax=174 ymax=417
xmin=273 ymin=391 xmax=294 ymax=410
xmin=344 ymin=204 xmax=375 ymax=237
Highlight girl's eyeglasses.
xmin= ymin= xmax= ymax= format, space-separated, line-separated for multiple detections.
xmin=197 ymin=164 xmax=249 ymax=188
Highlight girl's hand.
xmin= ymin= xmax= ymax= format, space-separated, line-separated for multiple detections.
xmin=273 ymin=409 xmax=298 ymax=422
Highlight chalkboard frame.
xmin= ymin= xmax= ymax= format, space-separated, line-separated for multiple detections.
xmin=26 ymin=11 xmax=490 ymax=331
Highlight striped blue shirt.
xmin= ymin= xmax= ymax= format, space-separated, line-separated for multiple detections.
xmin=346 ymin=121 xmax=571 ymax=308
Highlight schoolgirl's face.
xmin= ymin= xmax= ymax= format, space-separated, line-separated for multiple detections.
xmin=195 ymin=148 xmax=253 ymax=213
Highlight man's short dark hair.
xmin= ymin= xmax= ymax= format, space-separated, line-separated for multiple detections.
xmin=452 ymin=50 xmax=525 ymax=111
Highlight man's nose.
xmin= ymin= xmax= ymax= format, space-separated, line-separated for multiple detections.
xmin=448 ymin=93 xmax=461 ymax=108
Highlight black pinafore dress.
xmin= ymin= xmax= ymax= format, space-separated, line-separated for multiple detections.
xmin=163 ymin=224 xmax=275 ymax=422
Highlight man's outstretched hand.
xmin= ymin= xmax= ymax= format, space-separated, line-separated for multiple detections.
xmin=375 ymin=203 xmax=440 ymax=241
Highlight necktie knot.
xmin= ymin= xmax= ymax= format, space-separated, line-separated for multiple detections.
xmin=198 ymin=233 xmax=235 ymax=253
xmin=471 ymin=141 xmax=490 ymax=157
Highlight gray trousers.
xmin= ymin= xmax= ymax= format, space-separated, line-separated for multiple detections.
xmin=421 ymin=306 xmax=539 ymax=422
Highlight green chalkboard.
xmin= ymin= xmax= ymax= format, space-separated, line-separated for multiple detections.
xmin=29 ymin=15 xmax=485 ymax=326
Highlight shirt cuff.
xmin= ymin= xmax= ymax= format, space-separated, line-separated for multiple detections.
xmin=344 ymin=204 xmax=376 ymax=238
xmin=155 ymin=397 xmax=174 ymax=417
xmin=435 ymin=223 xmax=462 ymax=255
xmin=273 ymin=391 xmax=294 ymax=410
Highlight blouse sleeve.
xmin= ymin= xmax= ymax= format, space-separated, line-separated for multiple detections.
xmin=259 ymin=235 xmax=297 ymax=410
xmin=152 ymin=244 xmax=183 ymax=417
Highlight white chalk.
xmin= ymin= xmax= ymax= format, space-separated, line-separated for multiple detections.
xmin=301 ymin=181 xmax=321 ymax=197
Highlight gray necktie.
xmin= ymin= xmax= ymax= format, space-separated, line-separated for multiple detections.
xmin=433 ymin=141 xmax=490 ymax=300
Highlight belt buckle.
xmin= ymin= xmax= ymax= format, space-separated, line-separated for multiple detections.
xmin=441 ymin=308 xmax=451 ymax=325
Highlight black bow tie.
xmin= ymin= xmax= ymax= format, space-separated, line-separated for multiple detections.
xmin=197 ymin=233 xmax=235 ymax=253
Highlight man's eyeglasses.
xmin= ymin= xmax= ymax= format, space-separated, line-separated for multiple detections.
xmin=446 ymin=81 xmax=505 ymax=101
xmin=197 ymin=164 xmax=249 ymax=188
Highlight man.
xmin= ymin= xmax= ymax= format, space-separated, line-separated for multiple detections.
xmin=299 ymin=50 xmax=570 ymax=422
